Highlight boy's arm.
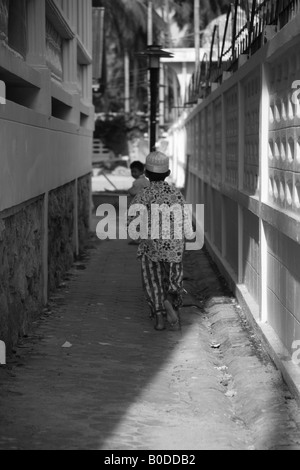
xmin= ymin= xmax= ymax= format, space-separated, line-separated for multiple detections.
xmin=128 ymin=180 xmax=139 ymax=197
xmin=127 ymin=191 xmax=146 ymax=227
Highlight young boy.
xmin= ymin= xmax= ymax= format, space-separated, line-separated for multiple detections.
xmin=128 ymin=151 xmax=193 ymax=331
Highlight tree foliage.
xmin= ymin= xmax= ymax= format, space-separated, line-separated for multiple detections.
xmin=92 ymin=0 xmax=164 ymax=56
xmin=93 ymin=0 xmax=163 ymax=113
xmin=94 ymin=114 xmax=129 ymax=156
xmin=171 ymin=0 xmax=232 ymax=46
xmin=92 ymin=0 xmax=234 ymax=143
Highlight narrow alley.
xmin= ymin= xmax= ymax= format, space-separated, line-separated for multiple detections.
xmin=2 ymin=0 xmax=300 ymax=455
xmin=1 ymin=226 xmax=300 ymax=451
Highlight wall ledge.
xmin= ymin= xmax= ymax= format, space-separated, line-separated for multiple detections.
xmin=205 ymin=235 xmax=300 ymax=406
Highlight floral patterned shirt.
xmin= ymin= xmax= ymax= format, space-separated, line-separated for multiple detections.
xmin=128 ymin=181 xmax=193 ymax=263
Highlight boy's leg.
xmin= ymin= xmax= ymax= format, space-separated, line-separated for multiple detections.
xmin=163 ymin=261 xmax=184 ymax=308
xmin=162 ymin=262 xmax=183 ymax=329
xmin=141 ymin=255 xmax=166 ymax=329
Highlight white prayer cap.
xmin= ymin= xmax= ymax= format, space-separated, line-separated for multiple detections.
xmin=145 ymin=151 xmax=170 ymax=174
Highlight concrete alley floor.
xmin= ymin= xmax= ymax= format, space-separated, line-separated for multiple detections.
xmin=1 ymin=229 xmax=300 ymax=450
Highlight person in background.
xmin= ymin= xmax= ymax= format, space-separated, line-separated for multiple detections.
xmin=128 ymin=161 xmax=150 ymax=200
xmin=128 ymin=161 xmax=150 ymax=245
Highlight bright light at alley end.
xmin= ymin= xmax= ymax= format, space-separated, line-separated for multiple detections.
xmin=138 ymin=46 xmax=173 ymax=151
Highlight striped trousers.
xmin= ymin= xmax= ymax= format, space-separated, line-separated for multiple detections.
xmin=141 ymin=255 xmax=184 ymax=317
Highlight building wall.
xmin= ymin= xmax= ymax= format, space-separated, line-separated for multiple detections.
xmin=168 ymin=13 xmax=300 ymax=360
xmin=0 ymin=0 xmax=94 ymax=350
xmin=0 ymin=198 xmax=44 ymax=347
xmin=48 ymin=182 xmax=75 ymax=293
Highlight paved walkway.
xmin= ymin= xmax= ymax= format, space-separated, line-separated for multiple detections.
xmin=1 ymin=228 xmax=300 ymax=450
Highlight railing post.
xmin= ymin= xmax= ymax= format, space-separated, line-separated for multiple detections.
xmin=231 ymin=0 xmax=238 ymax=62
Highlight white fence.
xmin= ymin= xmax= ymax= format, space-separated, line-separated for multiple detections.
xmin=168 ymin=12 xmax=300 ymax=386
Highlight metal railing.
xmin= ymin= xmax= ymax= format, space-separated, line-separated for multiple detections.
xmin=186 ymin=0 xmax=300 ymax=104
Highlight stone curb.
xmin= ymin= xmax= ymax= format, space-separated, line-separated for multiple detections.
xmin=205 ymin=297 xmax=300 ymax=450
xmin=204 ymin=240 xmax=300 ymax=409
xmin=236 ymin=284 xmax=300 ymax=408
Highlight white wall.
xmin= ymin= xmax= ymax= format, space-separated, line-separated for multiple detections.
xmin=167 ymin=13 xmax=300 ymax=375
xmin=0 ymin=101 xmax=92 ymax=212
xmin=0 ymin=0 xmax=94 ymax=305
xmin=0 ymin=0 xmax=94 ymax=213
